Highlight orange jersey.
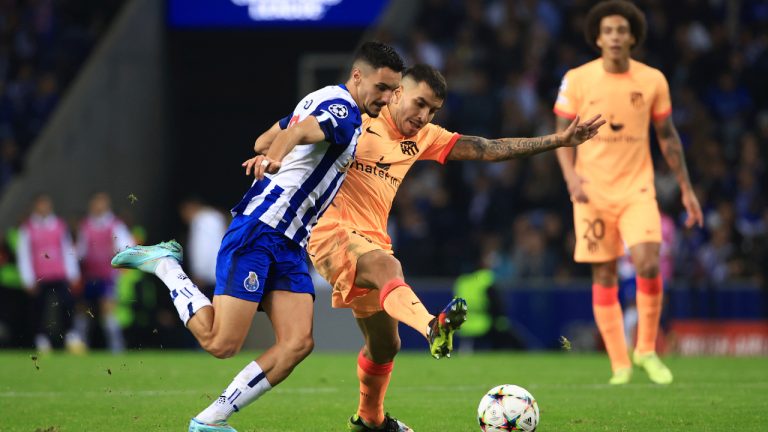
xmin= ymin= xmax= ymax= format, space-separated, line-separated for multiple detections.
xmin=318 ymin=105 xmax=459 ymax=239
xmin=554 ymin=59 xmax=672 ymax=203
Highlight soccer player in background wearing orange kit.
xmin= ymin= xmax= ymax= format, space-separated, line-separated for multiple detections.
xmin=307 ymin=64 xmax=604 ymax=431
xmin=554 ymin=0 xmax=703 ymax=385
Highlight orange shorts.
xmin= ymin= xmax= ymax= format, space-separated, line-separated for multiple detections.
xmin=573 ymin=197 xmax=661 ymax=263
xmin=307 ymin=218 xmax=393 ymax=318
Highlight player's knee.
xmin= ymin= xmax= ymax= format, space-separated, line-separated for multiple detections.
xmin=381 ymin=256 xmax=403 ymax=277
xmin=283 ymin=335 xmax=314 ymax=361
xmin=635 ymin=260 xmax=659 ymax=278
xmin=369 ymin=336 xmax=400 ymax=362
xmin=363 ymin=253 xmax=403 ymax=278
xmin=205 ymin=340 xmax=241 ymax=359
xmin=592 ymin=263 xmax=617 ymax=286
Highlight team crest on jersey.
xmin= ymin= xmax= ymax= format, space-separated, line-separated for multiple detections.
xmin=400 ymin=140 xmax=419 ymax=156
xmin=328 ymin=104 xmax=348 ymax=118
xmin=243 ymin=271 xmax=259 ymax=292
xmin=630 ymin=91 xmax=644 ymax=109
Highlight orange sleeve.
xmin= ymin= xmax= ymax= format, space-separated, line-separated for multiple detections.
xmin=418 ymin=124 xmax=461 ymax=164
xmin=652 ymin=71 xmax=673 ymax=121
xmin=553 ymin=70 xmax=579 ymax=119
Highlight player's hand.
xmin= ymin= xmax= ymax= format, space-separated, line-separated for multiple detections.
xmin=242 ymin=155 xmax=282 ymax=180
xmin=681 ymin=188 xmax=703 ymax=228
xmin=566 ymin=173 xmax=589 ymax=203
xmin=559 ymin=115 xmax=605 ymax=147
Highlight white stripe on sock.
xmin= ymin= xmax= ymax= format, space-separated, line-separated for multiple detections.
xmin=196 ymin=361 xmax=273 ymax=423
xmin=155 ymin=258 xmax=211 ymax=326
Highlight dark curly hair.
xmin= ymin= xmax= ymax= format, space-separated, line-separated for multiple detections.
xmin=353 ymin=41 xmax=405 ymax=73
xmin=584 ymin=0 xmax=647 ymax=53
xmin=403 ymin=64 xmax=447 ymax=101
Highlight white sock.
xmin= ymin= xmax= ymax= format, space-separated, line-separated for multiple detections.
xmin=103 ymin=314 xmax=125 ymax=353
xmin=196 ymin=361 xmax=273 ymax=423
xmin=73 ymin=313 xmax=89 ymax=344
xmin=155 ymin=258 xmax=212 ymax=326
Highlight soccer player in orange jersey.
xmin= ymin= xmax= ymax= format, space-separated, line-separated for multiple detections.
xmin=554 ymin=0 xmax=703 ymax=385
xmin=307 ymin=64 xmax=604 ymax=431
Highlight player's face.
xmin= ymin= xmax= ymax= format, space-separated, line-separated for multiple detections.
xmin=357 ymin=66 xmax=401 ymax=118
xmin=391 ymin=80 xmax=444 ymax=137
xmin=596 ymin=15 xmax=635 ymax=61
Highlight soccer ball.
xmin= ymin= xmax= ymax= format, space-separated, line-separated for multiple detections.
xmin=477 ymin=384 xmax=539 ymax=431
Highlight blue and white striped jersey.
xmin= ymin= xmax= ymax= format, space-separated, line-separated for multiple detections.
xmin=231 ymin=84 xmax=361 ymax=247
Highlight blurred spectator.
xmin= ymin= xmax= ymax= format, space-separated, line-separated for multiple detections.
xmin=17 ymin=194 xmax=83 ymax=353
xmin=75 ymin=192 xmax=134 ymax=353
xmin=453 ymin=242 xmax=525 ymax=351
xmin=178 ymin=197 xmax=227 ymax=297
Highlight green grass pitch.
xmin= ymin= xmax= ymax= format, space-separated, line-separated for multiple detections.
xmin=1 ymin=351 xmax=766 ymax=431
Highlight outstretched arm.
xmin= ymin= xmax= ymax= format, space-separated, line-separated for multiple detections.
xmin=447 ymin=115 xmax=604 ymax=161
xmin=653 ymin=116 xmax=703 ymax=228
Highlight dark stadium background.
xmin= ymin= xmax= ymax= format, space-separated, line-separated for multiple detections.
xmin=0 ymin=0 xmax=765 ymax=354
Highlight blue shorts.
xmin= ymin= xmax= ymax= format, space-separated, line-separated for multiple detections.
xmin=83 ymin=279 xmax=115 ymax=301
xmin=214 ymin=216 xmax=314 ymax=303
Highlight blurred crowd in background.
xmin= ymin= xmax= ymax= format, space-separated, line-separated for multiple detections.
xmin=0 ymin=0 xmax=124 ymax=193
xmin=0 ymin=1 xmax=766 ymax=349
xmin=375 ymin=0 xmax=767 ymax=288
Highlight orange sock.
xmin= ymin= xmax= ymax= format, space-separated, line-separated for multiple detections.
xmin=380 ymin=279 xmax=433 ymax=338
xmin=356 ymin=349 xmax=393 ymax=426
xmin=592 ymin=284 xmax=631 ymax=371
xmin=635 ymin=275 xmax=663 ymax=354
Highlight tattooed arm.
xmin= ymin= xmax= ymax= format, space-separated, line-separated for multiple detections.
xmin=447 ymin=114 xmax=604 ymax=162
xmin=653 ymin=115 xmax=703 ymax=227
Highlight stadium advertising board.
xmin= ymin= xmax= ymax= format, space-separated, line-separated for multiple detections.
xmin=168 ymin=0 xmax=388 ymax=28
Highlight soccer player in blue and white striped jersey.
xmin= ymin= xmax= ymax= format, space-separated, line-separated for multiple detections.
xmin=112 ymin=41 xmax=404 ymax=432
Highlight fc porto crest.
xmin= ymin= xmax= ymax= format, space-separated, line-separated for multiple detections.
xmin=243 ymin=271 xmax=260 ymax=292
xmin=630 ymin=91 xmax=644 ymax=109
xmin=400 ymin=140 xmax=419 ymax=156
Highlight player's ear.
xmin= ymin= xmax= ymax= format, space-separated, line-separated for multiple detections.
xmin=351 ymin=67 xmax=362 ymax=85
xmin=391 ymin=86 xmax=403 ymax=105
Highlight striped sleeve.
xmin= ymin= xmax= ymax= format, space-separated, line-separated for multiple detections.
xmin=311 ymin=98 xmax=361 ymax=146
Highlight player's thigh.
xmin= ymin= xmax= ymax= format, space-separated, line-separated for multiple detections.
xmin=573 ymin=202 xmax=623 ymax=263
xmin=214 ymin=223 xmax=273 ymax=304
xmin=356 ymin=311 xmax=400 ymax=361
xmin=210 ymin=294 xmax=258 ymax=348
xmin=618 ymin=199 xmax=662 ymax=248
xmin=260 ymin=290 xmax=314 ymax=343
xmin=309 ymin=221 xmax=392 ymax=304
